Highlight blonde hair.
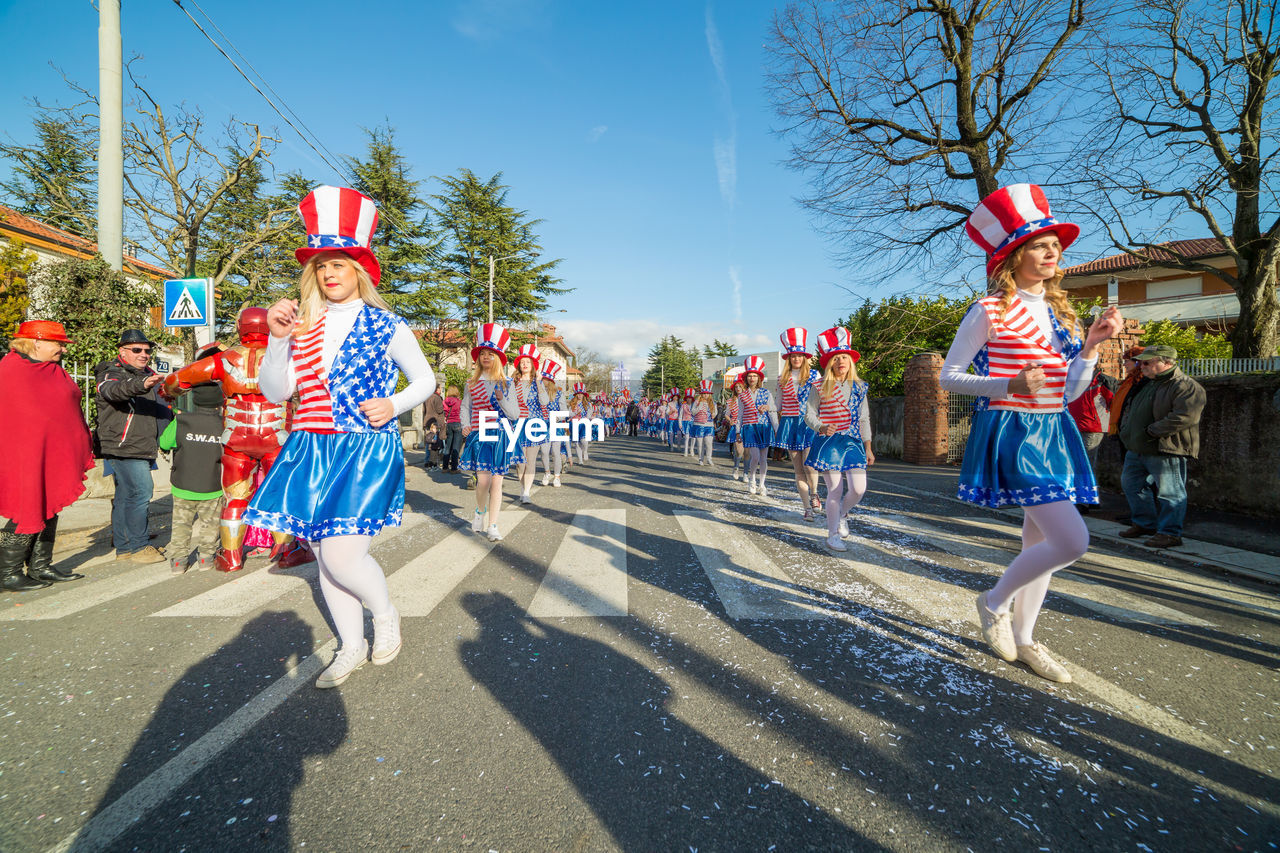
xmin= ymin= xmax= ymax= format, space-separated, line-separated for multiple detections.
xmin=10 ymin=338 xmax=38 ymax=357
xmin=780 ymin=351 xmax=809 ymax=387
xmin=820 ymin=354 xmax=861 ymax=402
xmin=470 ymin=350 xmax=507 ymax=381
xmin=542 ymin=377 xmax=559 ymax=395
xmin=445 ymin=385 xmax=459 ymax=398
xmin=989 ymin=238 xmax=1079 ymax=336
xmin=296 ymin=253 xmax=389 ymax=334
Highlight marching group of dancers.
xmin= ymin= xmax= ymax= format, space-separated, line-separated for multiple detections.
xmin=249 ymin=180 xmax=1123 ymax=688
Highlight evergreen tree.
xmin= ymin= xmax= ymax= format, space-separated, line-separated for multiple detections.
xmin=0 ymin=237 xmax=37 ymax=339
xmin=0 ymin=117 xmax=97 ymax=238
xmin=430 ymin=169 xmax=568 ymax=328
xmin=642 ymin=336 xmax=700 ymax=396
xmin=345 ymin=126 xmax=448 ymax=325
xmin=703 ymin=339 xmax=739 ymax=358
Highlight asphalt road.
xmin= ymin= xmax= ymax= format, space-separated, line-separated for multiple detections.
xmin=2 ymin=437 xmax=1277 ymax=852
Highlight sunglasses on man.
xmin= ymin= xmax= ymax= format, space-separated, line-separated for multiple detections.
xmin=125 ymin=347 xmax=152 ymax=354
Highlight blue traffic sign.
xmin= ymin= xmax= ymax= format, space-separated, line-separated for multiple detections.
xmin=164 ymin=278 xmax=212 ymax=328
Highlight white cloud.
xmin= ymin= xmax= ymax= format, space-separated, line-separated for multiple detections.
xmin=705 ymin=5 xmax=737 ymax=209
xmin=587 ymin=125 xmax=608 ymax=143
xmin=452 ymin=0 xmax=548 ymax=40
xmin=728 ymin=265 xmax=742 ymax=325
xmin=557 ymin=318 xmax=770 ymax=376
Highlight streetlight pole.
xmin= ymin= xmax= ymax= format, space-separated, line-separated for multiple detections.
xmin=487 ymin=253 xmax=520 ymax=324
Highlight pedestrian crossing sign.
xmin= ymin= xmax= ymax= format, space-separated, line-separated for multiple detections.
xmin=164 ymin=277 xmax=212 ymax=327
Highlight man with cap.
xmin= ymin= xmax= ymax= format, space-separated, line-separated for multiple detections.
xmin=1117 ymin=345 xmax=1206 ymax=548
xmin=94 ymin=329 xmax=173 ymax=562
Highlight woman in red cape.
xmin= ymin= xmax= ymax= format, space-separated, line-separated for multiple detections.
xmin=0 ymin=320 xmax=95 ymax=591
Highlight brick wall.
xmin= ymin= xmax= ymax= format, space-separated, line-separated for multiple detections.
xmin=903 ymin=352 xmax=947 ymax=465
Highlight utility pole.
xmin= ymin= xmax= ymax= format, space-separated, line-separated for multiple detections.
xmin=97 ymin=0 xmax=123 ymax=271
xmin=487 ymin=255 xmax=494 ymax=324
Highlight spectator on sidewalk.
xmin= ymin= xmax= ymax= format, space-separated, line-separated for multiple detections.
xmin=424 ymin=422 xmax=443 ymax=469
xmin=159 ymin=383 xmax=224 ymax=574
xmin=1107 ymin=346 xmax=1147 ymax=438
xmin=0 ymin=321 xmax=94 ymax=591
xmin=1118 ymin=345 xmax=1206 ymax=549
xmin=421 ymin=388 xmax=445 ymax=468
xmin=94 ymin=329 xmax=173 ymax=563
xmin=441 ymin=385 xmax=463 ymax=473
xmin=1067 ymin=364 xmax=1117 ymax=513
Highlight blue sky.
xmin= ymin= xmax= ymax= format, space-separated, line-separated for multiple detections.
xmin=2 ymin=0 xmax=924 ymax=373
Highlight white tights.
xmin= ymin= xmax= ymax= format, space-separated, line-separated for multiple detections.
xmin=574 ymin=439 xmax=590 ymax=463
xmin=985 ymin=500 xmax=1090 ymax=645
xmin=747 ymin=447 xmax=769 ymax=486
xmin=315 ymin=534 xmax=392 ymax=650
xmin=697 ymin=434 xmax=714 ymax=463
xmin=823 ymin=469 xmax=867 ymax=538
xmin=539 ymin=442 xmax=563 ymax=477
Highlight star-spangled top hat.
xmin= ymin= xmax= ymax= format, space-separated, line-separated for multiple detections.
xmin=780 ymin=327 xmax=809 ymax=356
xmin=698 ymin=379 xmax=713 ymax=395
xmin=472 ymin=323 xmax=511 ymax=366
xmin=965 ymin=183 xmax=1079 ymax=277
xmin=513 ymin=343 xmax=541 ymax=374
xmin=816 ymin=327 xmax=860 ymax=370
xmin=540 ymin=359 xmax=563 ymax=381
xmin=572 ymin=382 xmax=588 ymax=396
xmin=741 ymin=355 xmax=767 ymax=381
xmin=684 ymin=387 xmax=694 ymax=399
xmin=296 ymin=185 xmax=383 ymax=286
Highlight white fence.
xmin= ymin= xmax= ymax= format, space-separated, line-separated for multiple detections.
xmin=65 ymin=361 xmax=97 ymax=421
xmin=1180 ymin=357 xmax=1280 ymax=377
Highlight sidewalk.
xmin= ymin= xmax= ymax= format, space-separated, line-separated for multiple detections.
xmin=867 ymin=458 xmax=1280 ymax=585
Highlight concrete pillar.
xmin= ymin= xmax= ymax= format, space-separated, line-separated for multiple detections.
xmin=97 ymin=0 xmax=123 ymax=271
xmin=903 ymin=352 xmax=948 ymax=465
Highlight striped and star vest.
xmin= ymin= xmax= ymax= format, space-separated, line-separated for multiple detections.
xmin=738 ymin=388 xmax=769 ymax=426
xmin=779 ymin=368 xmax=819 ymax=417
xmin=817 ymin=380 xmax=867 ymax=440
xmin=971 ymin=295 xmax=1081 ymax=414
xmin=291 ymin=305 xmax=402 ymax=434
xmin=465 ymin=379 xmax=501 ymax=430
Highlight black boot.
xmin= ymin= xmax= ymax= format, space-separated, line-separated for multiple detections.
xmin=28 ymin=516 xmax=82 ymax=583
xmin=0 ymin=528 xmax=49 ymax=592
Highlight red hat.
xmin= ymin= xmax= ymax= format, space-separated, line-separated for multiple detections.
xmin=540 ymin=359 xmax=563 ymax=381
xmin=780 ymin=327 xmax=809 ymax=356
xmin=472 ymin=323 xmax=511 ymax=366
xmin=295 ymin=186 xmax=382 ymax=286
xmin=816 ymin=327 xmax=860 ymax=370
xmin=13 ymin=320 xmax=72 ymax=343
xmin=514 ymin=343 xmax=541 ymax=373
xmin=698 ymin=379 xmax=713 ymax=395
xmin=966 ymin=183 xmax=1079 ymax=277
xmin=572 ymin=382 xmax=588 ymax=395
xmin=742 ymin=355 xmax=767 ymax=380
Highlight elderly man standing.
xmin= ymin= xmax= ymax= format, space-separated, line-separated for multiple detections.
xmin=1117 ymin=345 xmax=1206 ymax=549
xmin=94 ymin=329 xmax=173 ymax=562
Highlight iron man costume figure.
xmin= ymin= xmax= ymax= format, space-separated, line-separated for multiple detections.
xmin=163 ymin=307 xmax=313 ymax=572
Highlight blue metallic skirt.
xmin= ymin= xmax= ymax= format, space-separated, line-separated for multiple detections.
xmin=772 ymin=415 xmax=814 ymax=451
xmin=688 ymin=423 xmax=714 ymax=439
xmin=243 ymin=431 xmax=404 ymax=540
xmin=726 ymin=425 xmax=738 ymax=444
xmin=514 ymin=416 xmax=548 ymax=449
xmin=805 ymin=431 xmax=866 ymax=472
xmin=739 ymin=422 xmax=773 ymax=449
xmin=958 ymin=409 xmax=1098 ymax=508
xmin=459 ymin=426 xmax=523 ymax=474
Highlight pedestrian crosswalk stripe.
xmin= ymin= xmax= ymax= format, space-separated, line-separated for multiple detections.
xmin=0 ymin=562 xmax=173 ymax=622
xmin=863 ymin=512 xmax=1215 ymax=628
xmin=527 ymin=509 xmax=628 ymax=617
xmin=390 ymin=510 xmax=531 ymax=617
xmin=674 ymin=509 xmax=829 ymax=620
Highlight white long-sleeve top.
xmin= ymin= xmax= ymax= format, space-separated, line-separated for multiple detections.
xmin=259 ymin=299 xmax=436 ymax=415
xmin=805 ymin=381 xmax=872 ymax=441
xmin=940 ymin=288 xmax=1096 ymax=403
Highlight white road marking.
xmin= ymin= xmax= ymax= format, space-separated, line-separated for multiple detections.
xmin=390 ymin=510 xmax=530 ymax=617
xmin=151 ymin=514 xmax=430 ymax=619
xmin=675 ymin=510 xmax=828 ymax=620
xmin=527 ymin=509 xmax=628 ymax=617
xmin=0 ymin=562 xmax=173 ymax=622
xmin=45 ymin=639 xmax=335 ymax=853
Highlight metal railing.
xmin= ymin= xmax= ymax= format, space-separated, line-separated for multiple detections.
xmin=1179 ymin=357 xmax=1280 ymax=377
xmin=946 ymin=393 xmax=978 ymax=464
xmin=65 ymin=361 xmax=97 ymax=421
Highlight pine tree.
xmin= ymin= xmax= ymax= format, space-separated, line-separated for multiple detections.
xmin=0 ymin=117 xmax=97 ymax=238
xmin=703 ymin=339 xmax=739 ymax=358
xmin=642 ymin=336 xmax=700 ymax=396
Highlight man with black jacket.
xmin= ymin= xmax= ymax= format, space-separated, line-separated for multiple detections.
xmin=94 ymin=329 xmax=173 ymax=562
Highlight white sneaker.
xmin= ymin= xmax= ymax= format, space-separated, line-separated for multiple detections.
xmin=541 ymin=475 xmax=550 ymax=486
xmin=552 ymin=475 xmax=561 ymax=487
xmin=759 ymin=484 xmax=769 ymax=499
xmin=371 ymin=607 xmax=401 ymax=665
xmin=826 ymin=535 xmax=847 ymax=552
xmin=733 ymin=470 xmax=742 ymax=481
xmin=520 ymin=492 xmax=532 ymax=504
xmin=748 ymin=480 xmax=757 ymax=495
xmin=838 ymin=518 xmax=850 ymax=538
xmin=487 ymin=524 xmax=503 ymax=542
xmin=472 ymin=509 xmax=486 ymax=533
xmin=315 ymin=640 xmax=368 ymax=688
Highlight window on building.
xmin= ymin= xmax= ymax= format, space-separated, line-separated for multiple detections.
xmin=1146 ymin=277 xmax=1201 ymax=300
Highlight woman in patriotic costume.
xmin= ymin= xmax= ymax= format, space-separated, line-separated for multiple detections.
xmin=251 ymin=186 xmax=436 ymax=689
xmin=723 ymin=369 xmax=745 ymax=480
xmin=688 ymin=379 xmax=718 ymax=465
xmin=804 ymin=328 xmax=873 ymax=551
xmin=945 ymin=183 xmax=1122 ymax=684
xmin=508 ymin=343 xmax=550 ymax=504
xmin=569 ymin=383 xmax=592 ymax=463
xmin=538 ymin=360 xmax=568 ymax=487
xmin=459 ymin=323 xmax=522 ymax=541
xmin=773 ymin=327 xmax=823 ymax=520
xmin=680 ymin=387 xmax=695 ymax=456
xmin=736 ymin=356 xmax=778 ymax=496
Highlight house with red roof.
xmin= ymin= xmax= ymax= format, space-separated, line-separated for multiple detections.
xmin=1061 ymin=238 xmax=1241 ymax=334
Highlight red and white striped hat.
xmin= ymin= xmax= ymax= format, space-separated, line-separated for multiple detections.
xmin=540 ymin=359 xmax=562 ymax=381
xmin=965 ymin=183 xmax=1079 ymax=276
xmin=698 ymin=379 xmax=713 ymax=395
xmin=295 ymin=185 xmax=382 ymax=286
xmin=816 ymin=327 xmax=860 ymax=370
xmin=514 ymin=342 xmax=541 ymax=373
xmin=684 ymin=387 xmax=695 ymax=399
xmin=572 ymin=382 xmax=588 ymax=395
xmin=741 ymin=355 xmax=767 ymax=380
xmin=779 ymin=327 xmax=809 ymax=356
xmin=472 ymin=323 xmax=511 ymax=366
